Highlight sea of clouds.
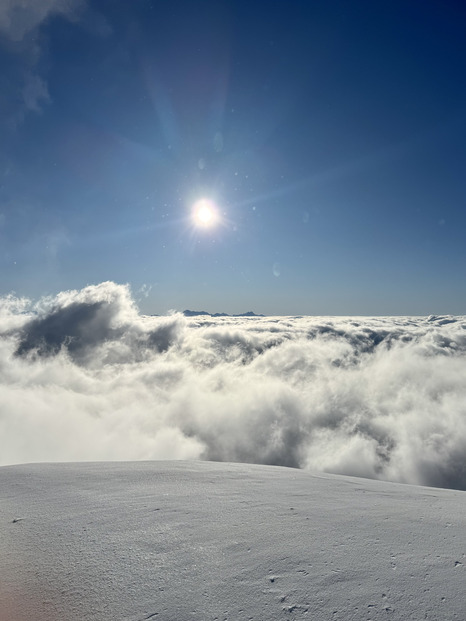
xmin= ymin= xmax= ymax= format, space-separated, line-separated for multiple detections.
xmin=1 ymin=281 xmax=466 ymax=490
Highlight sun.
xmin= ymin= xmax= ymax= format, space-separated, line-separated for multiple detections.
xmin=192 ymin=199 xmax=218 ymax=228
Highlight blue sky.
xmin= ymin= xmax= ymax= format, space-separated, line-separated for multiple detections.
xmin=1 ymin=0 xmax=465 ymax=315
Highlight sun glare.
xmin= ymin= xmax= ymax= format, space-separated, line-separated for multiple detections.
xmin=192 ymin=199 xmax=218 ymax=228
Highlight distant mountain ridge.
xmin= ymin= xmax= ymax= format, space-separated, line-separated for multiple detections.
xmin=183 ymin=310 xmax=265 ymax=318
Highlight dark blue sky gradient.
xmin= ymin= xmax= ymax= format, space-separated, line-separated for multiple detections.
xmin=1 ymin=0 xmax=465 ymax=314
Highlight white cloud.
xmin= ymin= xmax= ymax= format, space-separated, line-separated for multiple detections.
xmin=2 ymin=281 xmax=466 ymax=490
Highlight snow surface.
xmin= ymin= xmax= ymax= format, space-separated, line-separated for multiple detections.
xmin=1 ymin=460 xmax=465 ymax=620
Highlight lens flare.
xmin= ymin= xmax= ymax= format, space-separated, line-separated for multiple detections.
xmin=192 ymin=199 xmax=218 ymax=228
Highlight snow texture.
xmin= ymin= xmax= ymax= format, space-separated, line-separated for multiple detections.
xmin=1 ymin=460 xmax=465 ymax=620
xmin=2 ymin=282 xmax=466 ymax=489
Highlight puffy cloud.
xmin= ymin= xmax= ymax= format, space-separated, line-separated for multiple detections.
xmin=2 ymin=281 xmax=466 ymax=490
xmin=14 ymin=281 xmax=184 ymax=365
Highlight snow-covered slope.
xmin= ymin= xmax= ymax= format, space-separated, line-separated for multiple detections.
xmin=1 ymin=461 xmax=465 ymax=621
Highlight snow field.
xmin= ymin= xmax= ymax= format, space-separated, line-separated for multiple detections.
xmin=1 ymin=461 xmax=465 ymax=620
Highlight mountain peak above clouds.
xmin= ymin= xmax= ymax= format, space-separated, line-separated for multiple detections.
xmin=183 ymin=309 xmax=265 ymax=317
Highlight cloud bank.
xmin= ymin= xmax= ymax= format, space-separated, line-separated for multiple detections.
xmin=2 ymin=281 xmax=466 ymax=490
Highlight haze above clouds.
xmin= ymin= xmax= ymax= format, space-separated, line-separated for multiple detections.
xmin=2 ymin=281 xmax=466 ymax=491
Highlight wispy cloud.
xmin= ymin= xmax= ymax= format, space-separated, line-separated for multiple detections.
xmin=0 ymin=0 xmax=84 ymax=42
xmin=2 ymin=281 xmax=466 ymax=490
xmin=0 ymin=0 xmax=85 ymax=127
xmin=21 ymin=72 xmax=50 ymax=112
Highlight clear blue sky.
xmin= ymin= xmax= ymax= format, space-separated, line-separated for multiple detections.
xmin=1 ymin=0 xmax=465 ymax=315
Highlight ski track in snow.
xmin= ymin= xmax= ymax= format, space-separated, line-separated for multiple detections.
xmin=1 ymin=460 xmax=465 ymax=620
